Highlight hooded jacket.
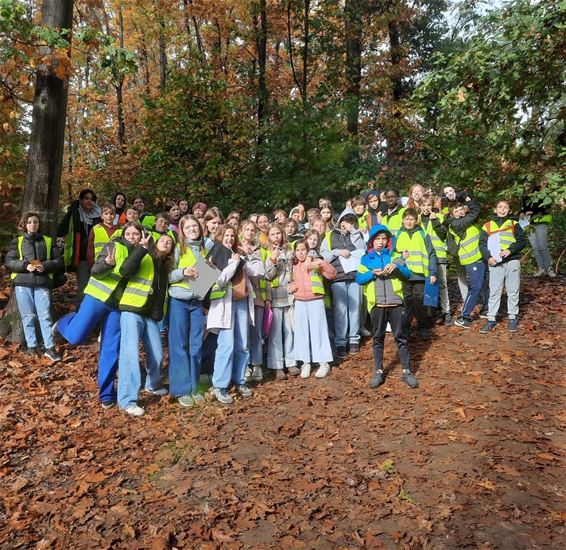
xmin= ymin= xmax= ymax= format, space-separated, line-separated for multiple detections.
xmin=320 ymin=207 xmax=366 ymax=282
xmin=355 ymin=225 xmax=411 ymax=307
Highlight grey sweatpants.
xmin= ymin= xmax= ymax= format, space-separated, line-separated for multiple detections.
xmin=528 ymin=223 xmax=552 ymax=270
xmin=487 ymin=259 xmax=520 ymax=321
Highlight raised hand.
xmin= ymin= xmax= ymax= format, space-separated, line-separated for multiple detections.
xmin=105 ymin=245 xmax=116 ymax=266
xmin=140 ymin=232 xmax=151 ymax=249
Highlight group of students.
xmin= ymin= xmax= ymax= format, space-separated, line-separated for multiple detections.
xmin=4 ymin=182 xmax=556 ymax=416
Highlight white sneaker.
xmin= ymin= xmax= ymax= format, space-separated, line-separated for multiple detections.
xmin=533 ymin=268 xmax=545 ymax=277
xmin=245 ymin=366 xmax=252 ymax=382
xmin=300 ymin=363 xmax=311 ymax=379
xmin=386 ymin=322 xmax=392 ymax=333
xmin=251 ymin=365 xmax=263 ymax=382
xmin=124 ymin=404 xmax=145 ymax=417
xmin=211 ymin=387 xmax=234 ymax=405
xmin=315 ymin=363 xmax=331 ymax=379
xmin=547 ymin=267 xmax=557 ymax=278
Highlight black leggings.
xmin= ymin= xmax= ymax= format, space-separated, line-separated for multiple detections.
xmin=370 ymin=305 xmax=410 ymax=372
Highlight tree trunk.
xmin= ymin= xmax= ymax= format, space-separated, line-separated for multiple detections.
xmin=117 ymin=2 xmax=126 ymax=149
xmin=159 ymin=17 xmax=168 ymax=92
xmin=254 ymin=0 xmax=268 ymax=175
xmin=301 ymin=0 xmax=310 ymax=111
xmin=23 ymin=0 xmax=74 ymax=236
xmin=345 ymin=0 xmax=363 ymax=163
xmin=387 ymin=14 xmax=403 ymax=162
xmin=2 ymin=0 xmax=74 ymax=344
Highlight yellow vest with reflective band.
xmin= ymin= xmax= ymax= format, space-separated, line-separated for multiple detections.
xmin=84 ymin=242 xmax=128 ymax=302
xmin=422 ymin=215 xmax=447 ymax=260
xmin=119 ymin=252 xmax=154 ymax=308
xmin=532 ymin=213 xmax=552 ymax=224
xmin=170 ymin=246 xmax=204 ymax=293
xmin=210 ymin=281 xmax=229 ymax=300
xmin=11 ymin=236 xmax=53 ymax=280
xmin=141 ymin=215 xmax=156 ymax=229
xmin=309 ymin=270 xmax=325 ymax=295
xmin=357 ymin=212 xmax=369 ymax=231
xmin=358 ymin=264 xmax=403 ymax=312
xmin=482 ymin=219 xmax=516 ymax=251
xmin=92 ymin=225 xmax=114 ymax=261
xmin=151 ymin=228 xmax=176 ymax=243
xmin=63 ymin=215 xmax=74 ymax=269
xmin=257 ymin=246 xmax=269 ymax=301
xmin=394 ymin=229 xmax=430 ymax=276
xmin=449 ymin=225 xmax=482 ymax=265
xmin=383 ymin=207 xmax=406 ymax=233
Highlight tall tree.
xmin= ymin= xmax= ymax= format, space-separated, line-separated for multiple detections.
xmin=24 ymin=0 xmax=74 ymax=234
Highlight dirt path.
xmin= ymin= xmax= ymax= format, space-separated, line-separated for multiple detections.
xmin=1 ymin=276 xmax=564 ymax=548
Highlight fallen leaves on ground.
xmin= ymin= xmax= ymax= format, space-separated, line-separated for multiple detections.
xmin=0 ymin=272 xmax=565 ymax=548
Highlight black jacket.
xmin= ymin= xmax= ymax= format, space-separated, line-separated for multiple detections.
xmin=445 ymin=199 xmax=481 ymax=257
xmin=5 ymin=233 xmax=64 ymax=289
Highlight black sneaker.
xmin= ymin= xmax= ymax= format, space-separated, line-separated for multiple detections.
xmin=401 ymin=369 xmax=419 ymax=389
xmin=335 ymin=346 xmax=347 ymax=361
xmin=101 ymin=400 xmax=116 ymax=410
xmin=349 ymin=343 xmax=360 ymax=356
xmin=508 ymin=318 xmax=518 ymax=333
xmin=444 ymin=313 xmax=454 ymax=326
xmin=25 ymin=347 xmax=39 ymax=357
xmin=454 ymin=317 xmax=472 ymax=329
xmin=369 ymin=370 xmax=383 ymax=388
xmin=479 ymin=321 xmax=496 ymax=334
xmin=418 ymin=327 xmax=429 ymax=340
xmin=43 ymin=348 xmax=61 ymax=362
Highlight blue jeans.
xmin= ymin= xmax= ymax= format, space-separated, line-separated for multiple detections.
xmin=212 ymin=299 xmax=249 ymax=389
xmin=14 ymin=286 xmax=54 ymax=349
xmin=461 ymin=261 xmax=486 ymax=320
xmin=118 ymin=312 xmax=163 ymax=409
xmin=56 ymin=294 xmax=121 ymax=403
xmin=331 ymin=280 xmax=361 ymax=348
xmin=168 ymin=298 xmax=204 ymax=397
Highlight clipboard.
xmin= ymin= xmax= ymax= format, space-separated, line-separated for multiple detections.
xmin=184 ymin=254 xmax=221 ymax=299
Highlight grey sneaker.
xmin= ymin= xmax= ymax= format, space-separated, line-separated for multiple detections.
xmin=444 ymin=313 xmax=454 ymax=326
xmin=101 ymin=400 xmax=115 ymax=409
xmin=369 ymin=370 xmax=383 ymax=388
xmin=25 ymin=347 xmax=39 ymax=357
xmin=251 ymin=365 xmax=263 ymax=382
xmin=124 ymin=404 xmax=145 ymax=417
xmin=401 ymin=369 xmax=419 ymax=389
xmin=44 ymin=348 xmax=61 ymax=362
xmin=547 ymin=267 xmax=557 ymax=278
xmin=287 ymin=366 xmax=301 ymax=377
xmin=508 ymin=318 xmax=518 ymax=333
xmin=145 ymin=387 xmax=168 ymax=396
xmin=245 ymin=366 xmax=252 ymax=382
xmin=177 ymin=395 xmax=195 ymax=407
xmin=211 ymin=387 xmax=233 ymax=404
xmin=315 ymin=363 xmax=331 ymax=379
xmin=454 ymin=317 xmax=472 ymax=329
xmin=192 ymin=393 xmax=206 ymax=404
xmin=237 ymin=384 xmax=253 ymax=398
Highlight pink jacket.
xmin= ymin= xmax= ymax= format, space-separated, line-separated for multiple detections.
xmin=292 ymin=258 xmax=336 ymax=301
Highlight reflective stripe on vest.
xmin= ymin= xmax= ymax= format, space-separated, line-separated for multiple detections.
xmin=310 ymin=271 xmax=325 ymax=296
xmin=358 ymin=263 xmax=403 ymax=311
xmin=210 ymin=282 xmax=229 ymax=300
xmin=120 ymin=253 xmax=154 ymax=308
xmin=450 ymin=226 xmax=482 ymax=265
xmin=423 ymin=215 xmax=447 ymax=260
xmin=394 ymin=229 xmax=430 ymax=276
xmin=84 ymin=242 xmax=127 ymax=302
xmin=170 ymin=247 xmax=199 ymax=293
xmin=11 ymin=236 xmax=53 ymax=280
xmin=93 ymin=225 xmax=112 ymax=260
xmin=482 ymin=220 xmax=516 ymax=250
xmin=383 ymin=208 xmax=405 ymax=232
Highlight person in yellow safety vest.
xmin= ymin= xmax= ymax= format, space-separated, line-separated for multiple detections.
xmin=351 ymin=195 xmax=370 ymax=236
xmin=265 ymin=223 xmax=298 ymax=379
xmin=479 ymin=199 xmax=528 ymax=334
xmin=57 ymin=188 xmax=101 ymax=300
xmin=521 ymin=183 xmax=556 ymax=277
xmin=291 ymin=237 xmax=337 ymax=379
xmin=150 ymin=212 xmax=178 ymax=244
xmin=393 ymin=208 xmax=438 ymax=340
xmin=238 ymin=219 xmax=267 ymax=384
xmin=5 ymin=212 xmax=64 ymax=361
xmin=86 ymin=203 xmax=120 ymax=269
xmin=446 ymin=197 xmax=487 ymax=329
xmin=167 ymin=215 xmax=209 ymax=407
xmin=117 ymin=232 xmax=175 ymax=417
xmin=355 ymin=224 xmax=418 ymax=389
xmin=417 ymin=196 xmax=453 ymax=326
xmin=132 ymin=196 xmax=156 ymax=229
xmin=382 ymin=188 xmax=406 ymax=234
xmin=54 ymin=221 xmax=147 ymax=409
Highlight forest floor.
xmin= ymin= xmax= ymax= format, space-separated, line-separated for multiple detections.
xmin=0 ymin=272 xmax=564 ymax=549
